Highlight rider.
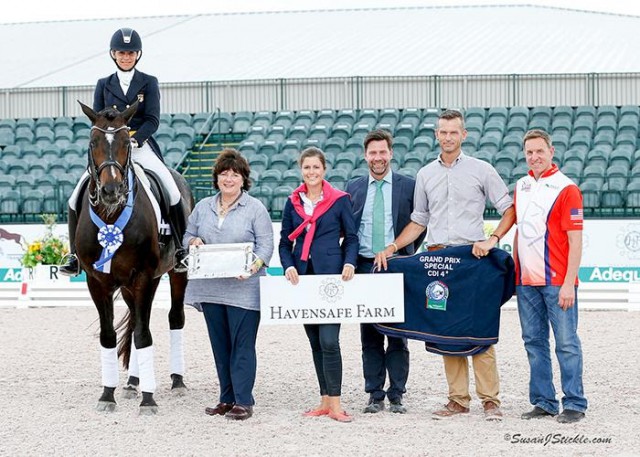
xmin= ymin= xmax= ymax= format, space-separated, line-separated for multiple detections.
xmin=60 ymin=27 xmax=188 ymax=276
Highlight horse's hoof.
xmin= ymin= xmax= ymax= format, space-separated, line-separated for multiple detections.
xmin=171 ymin=386 xmax=188 ymax=397
xmin=122 ymin=385 xmax=138 ymax=399
xmin=139 ymin=405 xmax=159 ymax=416
xmin=96 ymin=401 xmax=116 ymax=412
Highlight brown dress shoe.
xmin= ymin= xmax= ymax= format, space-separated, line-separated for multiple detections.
xmin=205 ymin=402 xmax=234 ymax=416
xmin=432 ymin=400 xmax=470 ymax=419
xmin=225 ymin=405 xmax=254 ymax=421
xmin=483 ymin=401 xmax=503 ymax=421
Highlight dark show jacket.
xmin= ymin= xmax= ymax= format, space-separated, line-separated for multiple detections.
xmin=346 ymin=172 xmax=424 ymax=257
xmin=374 ymin=245 xmax=515 ymax=356
xmin=93 ymin=70 xmax=162 ymax=159
xmin=278 ymin=195 xmax=359 ymax=275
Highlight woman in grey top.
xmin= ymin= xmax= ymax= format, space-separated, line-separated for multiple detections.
xmin=183 ymin=148 xmax=274 ymax=421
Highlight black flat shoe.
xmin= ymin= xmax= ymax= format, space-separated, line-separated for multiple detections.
xmin=521 ymin=406 xmax=556 ymax=420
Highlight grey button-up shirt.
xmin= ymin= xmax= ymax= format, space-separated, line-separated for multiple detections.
xmin=183 ymin=192 xmax=274 ymax=312
xmin=411 ymin=152 xmax=512 ymax=247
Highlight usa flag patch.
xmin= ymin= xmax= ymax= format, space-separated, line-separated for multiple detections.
xmin=570 ymin=208 xmax=583 ymax=221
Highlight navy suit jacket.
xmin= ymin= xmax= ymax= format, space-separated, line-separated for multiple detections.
xmin=346 ymin=171 xmax=423 ymax=256
xmin=94 ymin=70 xmax=162 ymax=158
xmin=278 ymin=194 xmax=359 ymax=275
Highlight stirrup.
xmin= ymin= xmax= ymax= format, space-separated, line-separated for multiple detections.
xmin=173 ymin=249 xmax=188 ymax=273
xmin=59 ymin=254 xmax=80 ymax=277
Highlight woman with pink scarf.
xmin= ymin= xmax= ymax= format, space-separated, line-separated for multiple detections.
xmin=279 ymin=147 xmax=359 ymax=422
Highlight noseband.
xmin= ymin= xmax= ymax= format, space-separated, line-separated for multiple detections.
xmin=88 ymin=124 xmax=132 ymax=206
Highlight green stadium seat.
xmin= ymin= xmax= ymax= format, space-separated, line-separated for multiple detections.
xmin=6 ymin=158 xmax=28 ymax=176
xmin=22 ymin=188 xmax=44 ymax=219
xmin=606 ymin=164 xmax=629 ymax=189
xmin=422 ymin=108 xmax=441 ymax=124
xmin=609 ymin=146 xmax=634 ymax=169
xmin=171 ymin=113 xmax=192 ymax=130
xmin=35 ymin=129 xmax=54 ymax=146
xmin=597 ymin=105 xmax=618 ymax=122
xmin=288 ymin=125 xmax=309 ymax=142
xmin=16 ymin=119 xmax=36 ymax=132
xmin=282 ymin=169 xmax=302 ymax=188
xmin=246 ymin=126 xmax=267 ymax=142
xmin=416 ymin=122 xmax=436 ymax=140
xmin=479 ymin=135 xmax=501 ymax=154
xmin=586 ymin=148 xmax=610 ymax=168
xmin=403 ymin=151 xmax=426 ymax=171
xmin=0 ymin=174 xmax=16 ymax=191
xmin=331 ymin=123 xmax=352 ymax=142
xmin=0 ymin=190 xmax=21 ymax=221
xmin=0 ymin=118 xmax=16 ymax=130
xmin=474 ymin=149 xmax=493 ymax=165
xmin=600 ymin=181 xmax=625 ymax=212
xmin=248 ymin=185 xmax=272 ymax=210
xmin=260 ymin=169 xmax=283 ymax=191
xmin=345 ymin=137 xmax=364 ymax=156
xmin=487 ymin=107 xmax=508 ymax=123
xmin=425 ymin=149 xmax=440 ymax=163
xmin=349 ymin=168 xmax=369 ymax=180
xmin=509 ymin=106 xmax=530 ymax=123
xmin=593 ymin=132 xmax=614 ymax=152
xmin=596 ymin=117 xmax=617 ymax=137
xmin=248 ymin=169 xmax=261 ymax=188
xmin=326 ymin=168 xmax=349 ymax=190
xmin=552 ymin=106 xmax=574 ymax=122
xmin=301 ymin=138 xmax=325 ymax=150
xmin=269 ymin=153 xmax=293 ymax=174
xmin=270 ymin=185 xmax=294 ymax=219
xmin=357 ymin=109 xmax=379 ymax=125
xmin=465 ymin=107 xmax=486 ymax=124
xmin=54 ymin=127 xmax=74 ymax=144
xmin=626 ymin=181 xmax=640 ymax=212
xmin=392 ymin=137 xmax=411 ymax=159
xmin=53 ymin=116 xmax=73 ymax=130
xmin=42 ymin=188 xmax=60 ymax=215
xmin=465 ymin=118 xmax=484 ymax=136
xmin=575 ymin=106 xmax=596 ymax=122
xmin=158 ymin=113 xmax=172 ymax=127
xmin=412 ymin=136 xmax=434 ymax=153
xmin=569 ymin=134 xmax=592 ymax=154
xmin=506 ymin=117 xmax=527 ymax=136
xmin=615 ymin=132 xmax=637 ymax=149
xmin=281 ymin=139 xmax=301 ymax=159
xmin=334 ymin=152 xmax=357 ymax=172
xmin=210 ymin=112 xmax=234 ymax=134
xmin=462 ymin=133 xmax=479 ymax=153
xmin=56 ymin=173 xmax=76 ymax=201
xmin=352 ymin=122 xmax=375 ymax=138
xmin=379 ymin=108 xmax=400 ymax=126
xmin=258 ymin=139 xmax=280 ymax=156
xmin=620 ymin=105 xmax=640 ymax=119
xmin=397 ymin=167 xmax=417 ymax=179
xmin=1 ymin=145 xmax=20 ymax=159
xmin=15 ymin=128 xmax=34 ymax=146
xmin=324 ymin=137 xmax=345 ymax=155
xmin=252 ymin=111 xmax=274 ymax=129
xmin=323 ymin=152 xmax=336 ymax=169
xmin=191 ymin=112 xmax=212 ymax=133
xmin=174 ymin=126 xmax=196 ymax=147
xmin=315 ymin=109 xmax=336 ymax=129
xmin=582 ymin=163 xmax=606 ymax=187
xmin=67 ymin=156 xmax=87 ymax=176
xmin=16 ymin=174 xmax=36 ymax=194
xmin=155 ymin=125 xmax=175 ymax=146
xmin=494 ymin=163 xmax=511 ymax=184
xmin=0 ymin=130 xmax=15 ymax=146
xmin=375 ymin=122 xmax=395 ymax=135
xmin=274 ymin=111 xmax=294 ymax=129
xmin=552 ymin=133 xmax=570 ymax=156
xmin=617 ymin=117 xmax=638 ymax=136
xmin=48 ymin=160 xmax=68 ymax=178
xmin=166 ymin=140 xmax=187 ymax=155
xmin=573 ymin=118 xmax=594 ymax=137
xmin=552 ymin=118 xmax=572 ymax=137
xmin=530 ymin=106 xmax=552 ymax=123
xmin=579 ymin=181 xmax=601 ymax=212
xmin=528 ymin=117 xmax=551 ymax=132
xmin=494 ymin=149 xmax=517 ymax=169
xmin=394 ymin=123 xmax=417 ymax=142
xmin=266 ymin=125 xmax=288 ymax=143
xmin=73 ymin=116 xmax=91 ymax=134
xmin=29 ymin=160 xmax=48 ymax=179
xmin=400 ymin=108 xmax=422 ymax=126
xmin=293 ymin=110 xmax=315 ymax=127
xmin=336 ymin=109 xmax=357 ymax=125
xmin=238 ymin=139 xmax=260 ymax=158
xmin=308 ymin=124 xmax=329 ymax=142
xmin=511 ymin=163 xmax=530 ymax=182
xmin=230 ymin=111 xmax=252 ymax=134
xmin=248 ymin=154 xmax=269 ymax=174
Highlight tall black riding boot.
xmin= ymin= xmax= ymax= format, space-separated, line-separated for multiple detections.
xmin=59 ymin=208 xmax=80 ymax=276
xmin=169 ymin=200 xmax=188 ymax=273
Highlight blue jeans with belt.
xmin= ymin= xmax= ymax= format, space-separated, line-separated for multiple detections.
xmin=357 ymin=256 xmax=409 ymax=402
xmin=516 ymin=285 xmax=588 ymax=414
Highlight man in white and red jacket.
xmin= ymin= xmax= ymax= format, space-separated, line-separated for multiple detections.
xmin=514 ymin=129 xmax=587 ymax=424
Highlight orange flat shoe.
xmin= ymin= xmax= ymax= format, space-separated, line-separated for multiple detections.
xmin=303 ymin=408 xmax=330 ymax=417
xmin=328 ymin=410 xmax=353 ymax=423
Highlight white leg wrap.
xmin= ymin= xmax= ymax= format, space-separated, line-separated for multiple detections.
xmin=170 ymin=329 xmax=185 ymax=376
xmin=137 ymin=345 xmax=156 ymax=393
xmin=128 ymin=342 xmax=139 ymax=378
xmin=100 ymin=346 xmax=119 ymax=388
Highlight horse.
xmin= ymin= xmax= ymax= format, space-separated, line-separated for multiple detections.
xmin=75 ymin=101 xmax=193 ymax=415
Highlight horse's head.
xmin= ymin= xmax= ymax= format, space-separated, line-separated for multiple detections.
xmin=79 ymin=101 xmax=138 ymax=209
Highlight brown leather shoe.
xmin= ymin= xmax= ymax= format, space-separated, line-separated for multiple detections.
xmin=225 ymin=404 xmax=254 ymax=421
xmin=483 ymin=401 xmax=503 ymax=421
xmin=432 ymin=400 xmax=470 ymax=419
xmin=205 ymin=402 xmax=234 ymax=416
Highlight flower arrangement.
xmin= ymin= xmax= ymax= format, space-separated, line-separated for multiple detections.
xmin=21 ymin=214 xmax=69 ymax=268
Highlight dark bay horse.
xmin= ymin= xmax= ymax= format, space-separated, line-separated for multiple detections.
xmin=76 ymin=101 xmax=193 ymax=415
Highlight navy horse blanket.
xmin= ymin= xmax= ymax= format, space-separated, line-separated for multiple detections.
xmin=374 ymin=245 xmax=515 ymax=356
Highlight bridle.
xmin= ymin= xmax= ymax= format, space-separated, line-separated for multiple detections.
xmin=87 ymin=124 xmax=133 ymax=206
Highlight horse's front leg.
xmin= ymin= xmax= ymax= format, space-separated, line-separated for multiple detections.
xmin=132 ymin=275 xmax=162 ymax=415
xmin=168 ymin=270 xmax=187 ymax=394
xmin=86 ymin=276 xmax=118 ymax=412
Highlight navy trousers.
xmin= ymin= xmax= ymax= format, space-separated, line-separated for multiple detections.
xmin=304 ymin=323 xmax=343 ymax=396
xmin=357 ymin=257 xmax=410 ymax=402
xmin=202 ymin=303 xmax=260 ymax=406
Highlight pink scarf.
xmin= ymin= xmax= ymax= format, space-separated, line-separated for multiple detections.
xmin=287 ymin=180 xmax=348 ymax=261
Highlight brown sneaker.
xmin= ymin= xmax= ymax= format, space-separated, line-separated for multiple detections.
xmin=483 ymin=401 xmax=503 ymax=421
xmin=432 ymin=400 xmax=470 ymax=420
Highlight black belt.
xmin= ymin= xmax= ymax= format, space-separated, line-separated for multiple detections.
xmin=358 ymin=255 xmax=375 ymax=263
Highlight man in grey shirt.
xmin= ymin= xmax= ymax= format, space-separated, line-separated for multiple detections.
xmin=375 ymin=109 xmax=515 ymax=421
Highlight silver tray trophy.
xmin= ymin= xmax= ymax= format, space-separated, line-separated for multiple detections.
xmin=187 ymin=242 xmax=257 ymax=279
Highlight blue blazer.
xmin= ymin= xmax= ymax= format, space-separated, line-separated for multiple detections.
xmin=279 ymin=194 xmax=359 ymax=275
xmin=94 ymin=70 xmax=162 ymax=158
xmin=346 ymin=171 xmax=423 ymax=256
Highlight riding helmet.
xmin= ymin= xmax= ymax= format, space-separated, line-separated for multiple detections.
xmin=110 ymin=28 xmax=142 ymax=52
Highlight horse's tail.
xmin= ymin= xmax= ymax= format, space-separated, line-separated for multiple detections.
xmin=115 ymin=309 xmax=135 ymax=369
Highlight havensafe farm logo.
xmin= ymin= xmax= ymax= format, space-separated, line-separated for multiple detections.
xmin=616 ymin=223 xmax=640 ymax=260
xmin=319 ymin=278 xmax=344 ymax=303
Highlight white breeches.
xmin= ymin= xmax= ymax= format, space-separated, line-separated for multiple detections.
xmin=68 ymin=143 xmax=181 ymax=209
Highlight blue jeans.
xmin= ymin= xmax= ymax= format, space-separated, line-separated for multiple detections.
xmin=516 ymin=286 xmax=587 ymax=414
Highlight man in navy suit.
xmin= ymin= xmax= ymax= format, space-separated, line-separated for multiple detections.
xmin=61 ymin=28 xmax=188 ymax=276
xmin=346 ymin=129 xmax=422 ymax=414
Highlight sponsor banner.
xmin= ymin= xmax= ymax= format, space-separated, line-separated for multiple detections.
xmin=260 ymin=273 xmax=404 ymax=325
xmin=579 ymin=267 xmax=640 ymax=283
